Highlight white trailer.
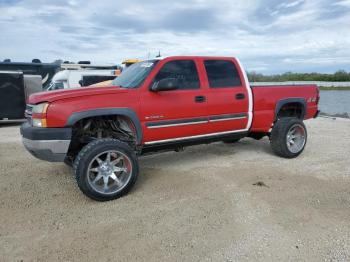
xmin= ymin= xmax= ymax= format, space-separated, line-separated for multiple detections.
xmin=47 ymin=69 xmax=118 ymax=90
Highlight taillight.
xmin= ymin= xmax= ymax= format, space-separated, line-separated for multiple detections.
xmin=316 ymin=87 xmax=320 ymax=104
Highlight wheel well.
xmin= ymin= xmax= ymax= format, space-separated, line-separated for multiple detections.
xmin=67 ymin=115 xmax=138 ymax=160
xmin=276 ymin=102 xmax=304 ymax=120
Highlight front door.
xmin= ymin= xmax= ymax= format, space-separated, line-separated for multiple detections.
xmin=140 ymin=58 xmax=208 ymax=144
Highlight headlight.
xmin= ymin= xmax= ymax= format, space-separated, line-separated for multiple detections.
xmin=32 ymin=102 xmax=49 ymax=114
xmin=32 ymin=102 xmax=49 ymax=127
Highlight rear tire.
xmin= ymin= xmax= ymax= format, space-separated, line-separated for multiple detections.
xmin=73 ymin=138 xmax=138 ymax=201
xmin=270 ymin=118 xmax=307 ymax=158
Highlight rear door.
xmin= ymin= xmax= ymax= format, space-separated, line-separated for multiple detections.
xmin=140 ymin=58 xmax=209 ymax=144
xmin=202 ymin=59 xmax=251 ymax=134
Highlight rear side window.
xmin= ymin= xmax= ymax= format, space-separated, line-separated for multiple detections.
xmin=204 ymin=60 xmax=242 ymax=88
xmin=153 ymin=60 xmax=200 ymax=90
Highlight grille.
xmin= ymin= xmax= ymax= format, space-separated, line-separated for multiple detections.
xmin=25 ymin=104 xmax=33 ymax=120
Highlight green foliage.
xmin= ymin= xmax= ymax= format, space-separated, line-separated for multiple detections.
xmin=319 ymin=86 xmax=350 ymax=90
xmin=247 ymin=70 xmax=350 ymax=82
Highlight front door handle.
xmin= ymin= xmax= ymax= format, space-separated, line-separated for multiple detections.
xmin=235 ymin=93 xmax=245 ymax=100
xmin=195 ymin=96 xmax=206 ymax=103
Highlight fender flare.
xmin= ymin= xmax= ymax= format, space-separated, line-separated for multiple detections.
xmin=274 ymin=98 xmax=307 ymax=121
xmin=65 ymin=108 xmax=143 ymax=144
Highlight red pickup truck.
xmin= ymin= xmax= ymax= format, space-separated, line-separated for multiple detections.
xmin=21 ymin=56 xmax=319 ymax=201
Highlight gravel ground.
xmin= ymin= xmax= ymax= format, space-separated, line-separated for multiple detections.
xmin=0 ymin=118 xmax=350 ymax=262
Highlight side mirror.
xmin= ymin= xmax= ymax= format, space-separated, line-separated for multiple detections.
xmin=151 ymin=78 xmax=179 ymax=92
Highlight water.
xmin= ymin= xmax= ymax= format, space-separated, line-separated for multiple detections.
xmin=319 ymin=91 xmax=350 ymax=116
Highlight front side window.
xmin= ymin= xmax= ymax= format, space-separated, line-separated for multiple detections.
xmin=153 ymin=60 xmax=200 ymax=90
xmin=204 ymin=60 xmax=242 ymax=88
xmin=112 ymin=60 xmax=158 ymax=88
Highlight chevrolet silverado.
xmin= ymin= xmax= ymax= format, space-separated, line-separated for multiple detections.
xmin=21 ymin=56 xmax=320 ymax=201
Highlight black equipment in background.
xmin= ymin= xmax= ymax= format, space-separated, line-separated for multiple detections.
xmin=81 ymin=75 xmax=116 ymax=87
xmin=0 ymin=61 xmax=60 ymax=89
xmin=0 ymin=71 xmax=26 ymax=120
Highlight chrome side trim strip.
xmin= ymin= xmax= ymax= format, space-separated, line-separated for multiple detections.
xmin=147 ymin=120 xmax=208 ymax=129
xmin=144 ymin=129 xmax=247 ymax=145
xmin=209 ymin=116 xmax=246 ymax=122
xmin=146 ymin=113 xmax=247 ymax=129
xmin=209 ymin=113 xmax=247 ymax=122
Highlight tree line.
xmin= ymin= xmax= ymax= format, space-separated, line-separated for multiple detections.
xmin=247 ymin=70 xmax=350 ymax=82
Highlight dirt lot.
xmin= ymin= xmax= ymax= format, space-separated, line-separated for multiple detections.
xmin=0 ymin=118 xmax=350 ymax=262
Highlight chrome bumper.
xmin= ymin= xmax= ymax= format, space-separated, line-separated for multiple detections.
xmin=22 ymin=138 xmax=70 ymax=162
xmin=20 ymin=122 xmax=72 ymax=162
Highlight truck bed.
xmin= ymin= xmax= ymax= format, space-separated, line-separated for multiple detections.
xmin=250 ymin=85 xmax=319 ymax=132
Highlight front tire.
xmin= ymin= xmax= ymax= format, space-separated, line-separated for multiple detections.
xmin=73 ymin=138 xmax=139 ymax=201
xmin=270 ymin=118 xmax=307 ymax=158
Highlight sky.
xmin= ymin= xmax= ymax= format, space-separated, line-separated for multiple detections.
xmin=0 ymin=0 xmax=350 ymax=74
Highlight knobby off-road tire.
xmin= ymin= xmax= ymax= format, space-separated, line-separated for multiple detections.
xmin=73 ymin=138 xmax=139 ymax=201
xmin=270 ymin=118 xmax=307 ymax=158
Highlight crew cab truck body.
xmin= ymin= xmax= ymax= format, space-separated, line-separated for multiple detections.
xmin=21 ymin=56 xmax=319 ymax=201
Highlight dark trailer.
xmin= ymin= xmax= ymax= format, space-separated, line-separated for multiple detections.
xmin=0 ymin=71 xmax=26 ymax=121
xmin=0 ymin=60 xmax=60 ymax=89
xmin=0 ymin=71 xmax=42 ymax=122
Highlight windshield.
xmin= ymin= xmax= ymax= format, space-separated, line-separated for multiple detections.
xmin=112 ymin=60 xmax=159 ymax=88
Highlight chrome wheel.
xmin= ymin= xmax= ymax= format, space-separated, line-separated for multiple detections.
xmin=87 ymin=150 xmax=133 ymax=195
xmin=286 ymin=124 xmax=306 ymax=154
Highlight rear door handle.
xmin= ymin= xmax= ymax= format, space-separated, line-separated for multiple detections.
xmin=235 ymin=93 xmax=245 ymax=100
xmin=195 ymin=96 xmax=206 ymax=103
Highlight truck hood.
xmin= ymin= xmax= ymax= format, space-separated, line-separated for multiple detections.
xmin=28 ymin=86 xmax=125 ymax=104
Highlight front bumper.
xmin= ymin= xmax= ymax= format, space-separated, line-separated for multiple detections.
xmin=20 ymin=122 xmax=72 ymax=162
